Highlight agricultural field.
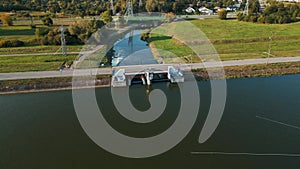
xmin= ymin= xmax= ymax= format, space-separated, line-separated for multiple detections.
xmin=0 ymin=26 xmax=35 ymax=41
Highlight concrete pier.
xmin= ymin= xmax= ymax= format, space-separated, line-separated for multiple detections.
xmin=112 ymin=65 xmax=184 ymax=87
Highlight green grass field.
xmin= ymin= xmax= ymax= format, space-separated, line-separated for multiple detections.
xmin=150 ymin=18 xmax=300 ymax=62
xmin=0 ymin=54 xmax=77 ymax=73
xmin=0 ymin=26 xmax=35 ymax=41
xmin=189 ymin=19 xmax=300 ymax=40
xmin=1 ymin=17 xmax=300 ymax=73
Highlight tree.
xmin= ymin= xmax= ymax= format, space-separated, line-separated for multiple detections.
xmin=218 ymin=10 xmax=227 ymax=20
xmin=0 ymin=15 xmax=13 ymax=26
xmin=146 ymin=0 xmax=157 ymax=13
xmin=35 ymin=28 xmax=41 ymax=37
xmin=248 ymin=0 xmax=260 ymax=15
xmin=42 ymin=16 xmax=53 ymax=26
xmin=101 ymin=11 xmax=112 ymax=24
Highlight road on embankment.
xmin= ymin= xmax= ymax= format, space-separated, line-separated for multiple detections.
xmin=1 ymin=56 xmax=300 ymax=81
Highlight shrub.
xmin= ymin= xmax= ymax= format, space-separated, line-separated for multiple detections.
xmin=30 ymin=24 xmax=36 ymax=29
xmin=257 ymin=15 xmax=265 ymax=23
xmin=0 ymin=15 xmax=13 ymax=26
xmin=101 ymin=11 xmax=112 ymax=24
xmin=237 ymin=13 xmax=245 ymax=21
xmin=218 ymin=10 xmax=227 ymax=20
xmin=140 ymin=32 xmax=150 ymax=42
xmin=41 ymin=16 xmax=53 ymax=26
xmin=0 ymin=40 xmax=24 ymax=47
xmin=249 ymin=15 xmax=258 ymax=22
xmin=27 ymin=38 xmax=39 ymax=45
xmin=165 ymin=12 xmax=176 ymax=23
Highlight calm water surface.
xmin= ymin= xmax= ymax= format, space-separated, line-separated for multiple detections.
xmin=1 ymin=74 xmax=300 ymax=169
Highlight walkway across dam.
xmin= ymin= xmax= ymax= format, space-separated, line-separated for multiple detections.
xmin=112 ymin=65 xmax=184 ymax=87
xmin=0 ymin=56 xmax=300 ymax=81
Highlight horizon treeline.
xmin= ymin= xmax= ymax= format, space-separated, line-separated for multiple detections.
xmin=0 ymin=0 xmax=245 ymax=15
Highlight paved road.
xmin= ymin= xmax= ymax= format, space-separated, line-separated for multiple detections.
xmin=0 ymin=56 xmax=300 ymax=81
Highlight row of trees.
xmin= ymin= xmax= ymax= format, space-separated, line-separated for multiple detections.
xmin=0 ymin=0 xmax=245 ymax=16
xmin=35 ymin=18 xmax=105 ymax=45
xmin=237 ymin=2 xmax=300 ymax=24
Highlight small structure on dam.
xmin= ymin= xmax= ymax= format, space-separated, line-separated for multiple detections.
xmin=112 ymin=65 xmax=184 ymax=87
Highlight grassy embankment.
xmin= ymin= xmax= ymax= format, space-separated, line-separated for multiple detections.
xmin=0 ymin=74 xmax=111 ymax=93
xmin=150 ymin=18 xmax=300 ymax=62
xmin=1 ymin=17 xmax=299 ymax=76
xmin=0 ymin=23 xmax=83 ymax=73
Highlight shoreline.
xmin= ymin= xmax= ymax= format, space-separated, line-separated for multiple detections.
xmin=1 ymin=62 xmax=300 ymax=95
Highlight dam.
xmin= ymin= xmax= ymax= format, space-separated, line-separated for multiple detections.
xmin=112 ymin=65 xmax=184 ymax=87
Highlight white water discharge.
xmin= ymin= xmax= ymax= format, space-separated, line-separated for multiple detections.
xmin=256 ymin=115 xmax=300 ymax=130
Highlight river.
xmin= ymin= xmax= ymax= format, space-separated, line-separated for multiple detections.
xmin=111 ymin=30 xmax=157 ymax=66
xmin=0 ymin=74 xmax=300 ymax=168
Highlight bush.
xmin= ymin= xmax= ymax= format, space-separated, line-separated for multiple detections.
xmin=0 ymin=15 xmax=13 ymax=26
xmin=101 ymin=11 xmax=112 ymax=24
xmin=237 ymin=13 xmax=245 ymax=21
xmin=218 ymin=10 xmax=227 ymax=20
xmin=41 ymin=16 xmax=53 ymax=26
xmin=0 ymin=40 xmax=24 ymax=47
xmin=165 ymin=12 xmax=176 ymax=23
xmin=249 ymin=15 xmax=258 ymax=22
xmin=30 ymin=24 xmax=36 ymax=29
xmin=257 ymin=15 xmax=265 ymax=23
xmin=26 ymin=38 xmax=39 ymax=45
xmin=140 ymin=32 xmax=150 ymax=42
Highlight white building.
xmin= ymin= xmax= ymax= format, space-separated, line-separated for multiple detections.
xmin=185 ymin=7 xmax=196 ymax=14
xmin=198 ymin=7 xmax=213 ymax=15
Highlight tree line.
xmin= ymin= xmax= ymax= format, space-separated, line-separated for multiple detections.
xmin=237 ymin=1 xmax=300 ymax=24
xmin=0 ymin=0 xmax=245 ymax=15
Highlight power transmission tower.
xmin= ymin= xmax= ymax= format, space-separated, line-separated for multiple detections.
xmin=110 ymin=0 xmax=115 ymax=15
xmin=60 ymin=25 xmax=67 ymax=55
xmin=125 ymin=0 xmax=134 ymax=17
xmin=244 ymin=0 xmax=249 ymax=15
xmin=139 ymin=0 xmax=143 ymax=7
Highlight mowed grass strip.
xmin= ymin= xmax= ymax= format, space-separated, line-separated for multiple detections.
xmin=0 ymin=45 xmax=83 ymax=55
xmin=0 ymin=26 xmax=35 ymax=41
xmin=0 ymin=54 xmax=77 ymax=73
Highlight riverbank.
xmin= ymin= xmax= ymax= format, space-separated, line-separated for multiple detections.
xmin=1 ymin=62 xmax=300 ymax=95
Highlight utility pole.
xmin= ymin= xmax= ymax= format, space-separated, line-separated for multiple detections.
xmin=60 ymin=25 xmax=67 ymax=55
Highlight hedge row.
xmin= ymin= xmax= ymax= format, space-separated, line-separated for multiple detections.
xmin=0 ymin=40 xmax=25 ymax=48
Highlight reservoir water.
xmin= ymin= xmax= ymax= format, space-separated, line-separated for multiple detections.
xmin=1 ymin=74 xmax=300 ymax=168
